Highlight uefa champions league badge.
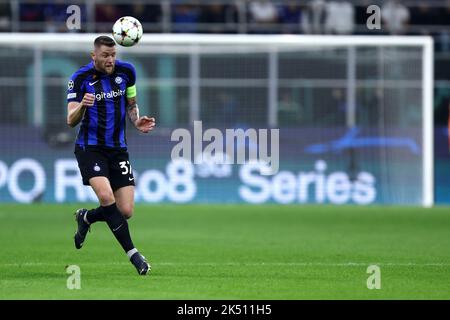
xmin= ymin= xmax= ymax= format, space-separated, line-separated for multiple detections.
xmin=115 ymin=76 xmax=122 ymax=84
xmin=93 ymin=164 xmax=101 ymax=172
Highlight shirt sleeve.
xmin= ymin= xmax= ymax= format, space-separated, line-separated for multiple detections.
xmin=122 ymin=62 xmax=136 ymax=87
xmin=122 ymin=62 xmax=137 ymax=98
xmin=67 ymin=73 xmax=84 ymax=103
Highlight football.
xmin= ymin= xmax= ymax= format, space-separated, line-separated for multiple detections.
xmin=112 ymin=16 xmax=143 ymax=47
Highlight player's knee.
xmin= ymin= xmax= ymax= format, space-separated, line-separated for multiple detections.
xmin=97 ymin=190 xmax=115 ymax=206
xmin=119 ymin=203 xmax=134 ymax=219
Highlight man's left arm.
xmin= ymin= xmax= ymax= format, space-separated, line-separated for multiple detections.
xmin=127 ymin=96 xmax=156 ymax=134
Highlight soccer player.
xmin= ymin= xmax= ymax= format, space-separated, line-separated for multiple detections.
xmin=66 ymin=36 xmax=155 ymax=275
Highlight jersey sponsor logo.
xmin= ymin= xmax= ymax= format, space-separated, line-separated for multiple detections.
xmin=67 ymin=93 xmax=77 ymax=99
xmin=115 ymin=76 xmax=123 ymax=84
xmin=95 ymin=89 xmax=126 ymax=101
xmin=68 ymin=80 xmax=74 ymax=90
xmin=89 ymin=80 xmax=99 ymax=86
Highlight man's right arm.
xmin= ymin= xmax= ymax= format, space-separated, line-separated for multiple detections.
xmin=67 ymin=93 xmax=95 ymax=127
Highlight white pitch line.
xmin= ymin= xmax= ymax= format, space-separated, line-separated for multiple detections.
xmin=1 ymin=262 xmax=450 ymax=267
xmin=159 ymin=262 xmax=450 ymax=267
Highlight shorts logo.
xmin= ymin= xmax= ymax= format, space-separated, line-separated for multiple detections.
xmin=115 ymin=76 xmax=122 ymax=84
xmin=68 ymin=80 xmax=74 ymax=90
xmin=93 ymin=164 xmax=101 ymax=172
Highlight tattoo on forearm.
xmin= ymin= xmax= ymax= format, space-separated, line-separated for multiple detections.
xmin=127 ymin=98 xmax=139 ymax=126
xmin=128 ymin=107 xmax=138 ymax=124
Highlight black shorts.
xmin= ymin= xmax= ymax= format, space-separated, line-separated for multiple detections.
xmin=74 ymin=145 xmax=135 ymax=191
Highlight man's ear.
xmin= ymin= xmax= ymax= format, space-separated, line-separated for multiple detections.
xmin=90 ymin=51 xmax=95 ymax=60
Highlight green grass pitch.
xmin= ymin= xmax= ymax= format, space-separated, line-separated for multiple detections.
xmin=0 ymin=204 xmax=449 ymax=299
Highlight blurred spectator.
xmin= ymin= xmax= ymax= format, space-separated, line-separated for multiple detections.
xmin=248 ymin=0 xmax=278 ymax=33
xmin=332 ymin=88 xmax=346 ymax=114
xmin=172 ymin=4 xmax=200 ymax=33
xmin=204 ymin=91 xmax=240 ymax=127
xmin=131 ymin=3 xmax=162 ymax=23
xmin=0 ymin=1 xmax=11 ymax=32
xmin=95 ymin=4 xmax=123 ymax=33
xmin=355 ymin=0 xmax=371 ymax=32
xmin=381 ymin=0 xmax=410 ymax=35
xmin=217 ymin=92 xmax=239 ymax=127
xmin=302 ymin=0 xmax=327 ymax=34
xmin=438 ymin=0 xmax=450 ymax=27
xmin=278 ymin=91 xmax=301 ymax=125
xmin=118 ymin=3 xmax=163 ymax=32
xmin=439 ymin=0 xmax=450 ymax=25
xmin=437 ymin=0 xmax=450 ymax=52
xmin=325 ymin=0 xmax=355 ymax=35
xmin=439 ymin=31 xmax=450 ymax=52
xmin=358 ymin=88 xmax=383 ymax=126
xmin=19 ymin=0 xmax=44 ymax=32
xmin=410 ymin=3 xmax=439 ymax=35
xmin=278 ymin=3 xmax=302 ymax=34
xmin=199 ymin=2 xmax=238 ymax=34
xmin=432 ymin=87 xmax=450 ymax=127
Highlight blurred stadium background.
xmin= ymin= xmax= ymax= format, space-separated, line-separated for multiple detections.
xmin=0 ymin=0 xmax=445 ymax=205
xmin=1 ymin=0 xmax=450 ymax=300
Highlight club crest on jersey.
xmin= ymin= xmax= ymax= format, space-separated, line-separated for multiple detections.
xmin=115 ymin=76 xmax=123 ymax=84
xmin=93 ymin=164 xmax=101 ymax=172
xmin=68 ymin=80 xmax=74 ymax=90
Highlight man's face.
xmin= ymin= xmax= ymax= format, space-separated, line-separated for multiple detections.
xmin=92 ymin=45 xmax=116 ymax=74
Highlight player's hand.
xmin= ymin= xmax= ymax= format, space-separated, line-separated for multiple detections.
xmin=135 ymin=116 xmax=156 ymax=133
xmin=81 ymin=93 xmax=95 ymax=108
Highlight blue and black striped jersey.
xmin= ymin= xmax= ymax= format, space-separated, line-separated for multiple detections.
xmin=67 ymin=60 xmax=136 ymax=149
